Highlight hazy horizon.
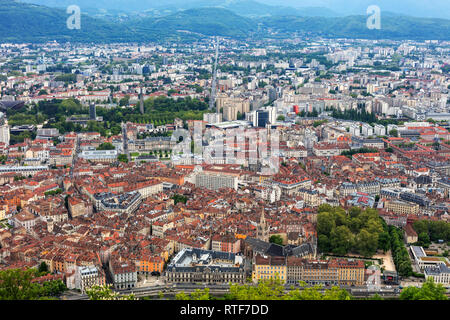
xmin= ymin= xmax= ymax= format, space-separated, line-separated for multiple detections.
xmin=17 ymin=0 xmax=450 ymax=19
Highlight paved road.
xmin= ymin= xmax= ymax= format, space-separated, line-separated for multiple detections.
xmin=69 ymin=135 xmax=80 ymax=179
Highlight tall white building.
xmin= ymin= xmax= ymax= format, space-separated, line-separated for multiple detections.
xmin=203 ymin=113 xmax=222 ymax=124
xmin=0 ymin=113 xmax=10 ymax=146
xmin=361 ymin=124 xmax=374 ymax=137
xmin=349 ymin=123 xmax=360 ymax=136
xmin=374 ymin=124 xmax=386 ymax=136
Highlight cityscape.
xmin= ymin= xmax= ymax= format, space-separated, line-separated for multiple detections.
xmin=0 ymin=0 xmax=449 ymax=306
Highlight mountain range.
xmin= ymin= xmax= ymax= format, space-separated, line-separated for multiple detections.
xmin=0 ymin=0 xmax=449 ymax=43
xmin=20 ymin=0 xmax=450 ymax=19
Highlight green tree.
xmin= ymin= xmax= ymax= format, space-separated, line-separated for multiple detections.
xmin=175 ymin=277 xmax=353 ymax=300
xmin=38 ymin=262 xmax=49 ymax=275
xmin=400 ymin=278 xmax=448 ymax=300
xmin=389 ymin=129 xmax=398 ymax=137
xmin=171 ymin=194 xmax=188 ymax=205
xmin=418 ymin=232 xmax=431 ymax=247
xmin=318 ymin=204 xmax=333 ymax=213
xmin=269 ymin=235 xmax=284 ymax=246
xmin=285 ymin=282 xmax=351 ymax=300
xmin=318 ymin=234 xmax=330 ymax=253
xmin=317 ymin=212 xmax=335 ymax=236
xmin=0 ymin=269 xmax=38 ymax=300
xmin=86 ymin=285 xmax=136 ymax=300
xmin=119 ymin=95 xmax=130 ymax=106
xmin=227 ymin=277 xmax=286 ymax=300
xmin=356 ymin=229 xmax=378 ymax=257
xmin=117 ymin=154 xmax=128 ymax=163
xmin=378 ymin=232 xmax=391 ymax=253
xmin=0 ymin=268 xmax=65 ymax=300
xmin=97 ymin=142 xmax=115 ymax=150
xmin=349 ymin=206 xmax=362 ymax=218
xmin=330 ymin=225 xmax=354 ymax=256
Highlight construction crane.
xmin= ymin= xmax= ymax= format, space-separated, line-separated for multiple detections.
xmin=209 ymin=37 xmax=220 ymax=112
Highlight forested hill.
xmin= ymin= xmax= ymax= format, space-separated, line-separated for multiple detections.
xmin=0 ymin=0 xmax=449 ymax=42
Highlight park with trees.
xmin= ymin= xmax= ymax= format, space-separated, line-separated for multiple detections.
xmin=317 ymin=205 xmax=390 ymax=258
xmin=412 ymin=220 xmax=450 ymax=247
xmin=388 ymin=226 xmax=413 ymax=277
xmin=6 ymin=95 xmax=209 ymax=143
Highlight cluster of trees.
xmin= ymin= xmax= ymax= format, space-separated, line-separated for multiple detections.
xmin=9 ymin=131 xmax=36 ymax=145
xmin=400 ymin=278 xmax=448 ymax=300
xmin=329 ymin=107 xmax=377 ymax=123
xmin=412 ymin=220 xmax=450 ymax=247
xmin=171 ymin=194 xmax=188 ymax=205
xmin=117 ymin=154 xmax=128 ymax=163
xmin=88 ymin=278 xmax=447 ymax=301
xmin=44 ymin=188 xmax=62 ymax=197
xmin=119 ymin=95 xmax=130 ymax=106
xmin=8 ymin=96 xmax=209 ymax=139
xmin=313 ymin=119 xmax=328 ymax=127
xmin=269 ymin=235 xmax=284 ymax=246
xmin=7 ymin=112 xmax=46 ymax=126
xmin=341 ymin=148 xmax=379 ymax=158
xmin=389 ymin=226 xmax=413 ymax=277
xmin=53 ymin=74 xmax=77 ymax=84
xmin=96 ymin=142 xmax=115 ymax=151
xmin=317 ymin=205 xmax=390 ymax=257
xmin=0 ymin=268 xmax=66 ymax=300
xmin=137 ymin=131 xmax=172 ymax=139
xmin=136 ymin=149 xmax=172 ymax=159
xmin=86 ymin=285 xmax=136 ymax=300
xmin=442 ymin=64 xmax=450 ymax=74
xmin=144 ymin=96 xmax=207 ymax=113
xmin=297 ymin=109 xmax=319 ymax=118
xmin=174 ymin=278 xmax=352 ymax=301
xmin=96 ymin=96 xmax=207 ymax=133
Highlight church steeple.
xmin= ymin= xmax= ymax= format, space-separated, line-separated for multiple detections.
xmin=260 ymin=207 xmax=266 ymax=225
xmin=257 ymin=208 xmax=269 ymax=242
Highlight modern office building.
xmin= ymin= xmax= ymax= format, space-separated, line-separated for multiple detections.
xmin=89 ymin=103 xmax=96 ymax=120
xmin=195 ymin=172 xmax=238 ymax=191
xmin=0 ymin=118 xmax=10 ymax=146
xmin=79 ymin=149 xmax=118 ymax=163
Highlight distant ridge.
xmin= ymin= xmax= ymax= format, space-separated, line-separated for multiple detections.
xmin=0 ymin=1 xmax=449 ymax=42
